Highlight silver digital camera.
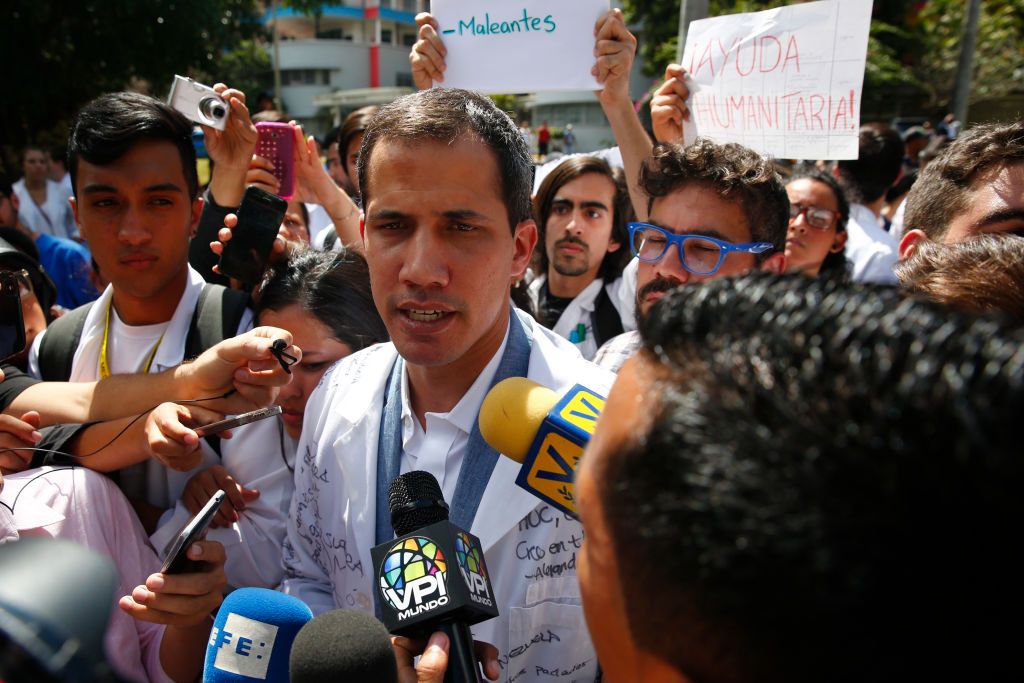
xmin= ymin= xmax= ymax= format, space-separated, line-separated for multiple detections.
xmin=168 ymin=75 xmax=227 ymax=131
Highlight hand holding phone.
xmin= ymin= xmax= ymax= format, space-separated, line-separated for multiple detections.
xmin=194 ymin=405 xmax=283 ymax=438
xmin=160 ymin=489 xmax=227 ymax=574
xmin=216 ymin=185 xmax=288 ymax=286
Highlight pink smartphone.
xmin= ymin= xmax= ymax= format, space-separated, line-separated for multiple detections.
xmin=255 ymin=121 xmax=296 ymax=200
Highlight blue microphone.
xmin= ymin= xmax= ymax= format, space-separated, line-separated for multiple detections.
xmin=203 ymin=587 xmax=313 ymax=683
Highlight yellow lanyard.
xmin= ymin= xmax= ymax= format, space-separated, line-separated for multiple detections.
xmin=98 ymin=298 xmax=165 ymax=379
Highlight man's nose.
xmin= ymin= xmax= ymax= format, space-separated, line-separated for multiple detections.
xmin=398 ymin=229 xmax=450 ymax=289
xmin=653 ymin=246 xmax=690 ymax=285
xmin=118 ymin=206 xmax=151 ymax=245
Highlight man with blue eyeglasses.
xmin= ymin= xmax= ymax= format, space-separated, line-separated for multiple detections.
xmin=594 ymin=138 xmax=788 ymax=372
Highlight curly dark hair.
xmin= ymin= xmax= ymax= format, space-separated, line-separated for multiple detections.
xmin=597 ymin=273 xmax=1024 ymax=682
xmin=532 ymin=156 xmax=634 ymax=282
xmin=903 ymin=120 xmax=1024 ymax=241
xmin=639 ymin=140 xmax=789 ymax=258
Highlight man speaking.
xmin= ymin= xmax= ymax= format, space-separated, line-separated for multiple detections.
xmin=279 ymin=87 xmax=613 ymax=682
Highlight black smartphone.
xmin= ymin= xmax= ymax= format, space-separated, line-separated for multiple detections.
xmin=0 ymin=271 xmax=27 ymax=363
xmin=194 ymin=405 xmax=282 ymax=438
xmin=160 ymin=489 xmax=227 ymax=574
xmin=217 ymin=186 xmax=288 ymax=286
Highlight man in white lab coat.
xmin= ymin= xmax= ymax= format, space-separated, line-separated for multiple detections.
xmin=279 ymin=87 xmax=614 ymax=682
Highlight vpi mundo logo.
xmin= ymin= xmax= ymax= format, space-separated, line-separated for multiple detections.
xmin=379 ymin=537 xmax=449 ymax=620
xmin=209 ymin=613 xmax=279 ymax=679
xmin=455 ymin=532 xmax=493 ymax=607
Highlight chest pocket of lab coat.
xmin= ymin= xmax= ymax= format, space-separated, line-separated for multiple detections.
xmin=505 ymin=577 xmax=598 ymax=682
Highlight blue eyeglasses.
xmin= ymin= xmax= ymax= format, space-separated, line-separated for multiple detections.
xmin=628 ymin=222 xmax=774 ymax=276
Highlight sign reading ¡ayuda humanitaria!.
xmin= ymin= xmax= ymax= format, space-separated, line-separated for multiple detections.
xmin=681 ymin=0 xmax=872 ymax=160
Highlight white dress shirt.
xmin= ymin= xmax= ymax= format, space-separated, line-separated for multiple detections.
xmin=399 ymin=327 xmax=508 ymax=504
xmin=845 ymin=203 xmax=899 ymax=285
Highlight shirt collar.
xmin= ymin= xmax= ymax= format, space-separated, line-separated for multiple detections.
xmin=849 ymin=202 xmax=884 ymax=230
xmin=400 ymin=323 xmax=512 ymax=436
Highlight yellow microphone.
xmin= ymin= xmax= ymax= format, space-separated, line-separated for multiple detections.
xmin=478 ymin=378 xmax=606 ymax=517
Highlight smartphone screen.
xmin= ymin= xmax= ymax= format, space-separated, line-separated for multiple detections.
xmin=217 ymin=186 xmax=288 ymax=286
xmin=0 ymin=272 xmax=27 ymax=362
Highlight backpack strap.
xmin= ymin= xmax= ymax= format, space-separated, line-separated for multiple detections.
xmin=184 ymin=283 xmax=251 ymax=361
xmin=591 ymin=284 xmax=625 ymax=350
xmin=37 ymin=302 xmax=94 ymax=381
xmin=184 ymin=283 xmax=251 ymax=458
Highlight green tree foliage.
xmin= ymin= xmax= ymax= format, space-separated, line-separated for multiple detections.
xmin=915 ymin=0 xmax=1024 ymax=107
xmin=195 ymin=39 xmax=274 ymax=107
xmin=0 ymin=0 xmax=260 ymax=175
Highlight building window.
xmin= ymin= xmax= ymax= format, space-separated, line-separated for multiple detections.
xmin=396 ymin=72 xmax=414 ymax=88
xmin=402 ymin=33 xmax=417 ymax=47
xmin=281 ymin=69 xmax=331 ymax=86
xmin=381 ymin=29 xmax=393 ymax=44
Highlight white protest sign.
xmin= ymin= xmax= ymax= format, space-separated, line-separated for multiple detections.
xmin=681 ymin=0 xmax=872 ymax=160
xmin=430 ymin=0 xmax=609 ymax=93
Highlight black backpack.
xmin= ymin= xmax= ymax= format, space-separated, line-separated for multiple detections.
xmin=36 ymin=284 xmax=249 ymax=461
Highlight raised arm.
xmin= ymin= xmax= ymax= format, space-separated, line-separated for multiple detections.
xmin=593 ymin=9 xmax=652 ymax=221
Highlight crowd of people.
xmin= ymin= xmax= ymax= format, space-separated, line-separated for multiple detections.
xmin=1 ymin=7 xmax=1023 ymax=683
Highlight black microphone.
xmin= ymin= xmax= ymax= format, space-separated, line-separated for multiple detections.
xmin=289 ymin=609 xmax=398 ymax=682
xmin=0 ymin=537 xmax=120 ymax=683
xmin=370 ymin=471 xmax=499 ymax=683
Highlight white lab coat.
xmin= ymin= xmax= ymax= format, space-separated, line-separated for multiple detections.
xmin=528 ymin=273 xmax=635 ymax=361
xmin=13 ymin=178 xmax=78 ymax=239
xmin=280 ymin=310 xmax=614 ymax=682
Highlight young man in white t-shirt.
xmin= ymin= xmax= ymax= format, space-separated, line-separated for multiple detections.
xmin=27 ymin=90 xmax=259 ymax=526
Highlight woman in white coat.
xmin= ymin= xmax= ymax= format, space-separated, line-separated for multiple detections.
xmin=151 ymin=247 xmax=388 ymax=589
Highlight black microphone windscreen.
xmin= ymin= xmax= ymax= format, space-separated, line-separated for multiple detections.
xmin=388 ymin=470 xmax=449 ymax=535
xmin=289 ymin=610 xmax=398 ymax=683
xmin=0 ymin=537 xmax=119 ymax=683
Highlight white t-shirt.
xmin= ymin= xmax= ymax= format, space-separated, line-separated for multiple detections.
xmin=105 ymin=309 xmax=171 ymax=374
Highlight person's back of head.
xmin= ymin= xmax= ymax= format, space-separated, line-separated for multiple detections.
xmin=902 ymin=120 xmax=1024 ymax=242
xmin=68 ymin=91 xmax=199 ymax=199
xmin=356 ymin=88 xmax=534 ymax=230
xmin=835 ymin=124 xmax=903 ymax=205
xmin=597 ymin=273 xmax=1024 ymax=682
xmin=49 ymin=145 xmax=68 ymax=172
xmin=640 ymin=139 xmax=789 ymax=255
xmin=895 ymin=233 xmax=1024 ymax=321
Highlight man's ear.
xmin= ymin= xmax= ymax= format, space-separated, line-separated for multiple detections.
xmin=512 ymin=219 xmax=539 ymax=281
xmin=759 ymin=252 xmax=786 ymax=274
xmin=899 ymin=229 xmax=928 ymax=260
xmin=69 ymin=196 xmax=86 ymax=241
xmin=607 ymin=238 xmax=622 ymax=254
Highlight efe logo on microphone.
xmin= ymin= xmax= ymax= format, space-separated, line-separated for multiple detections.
xmin=379 ymin=537 xmax=450 ymax=620
xmin=209 ymin=612 xmax=279 ymax=679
